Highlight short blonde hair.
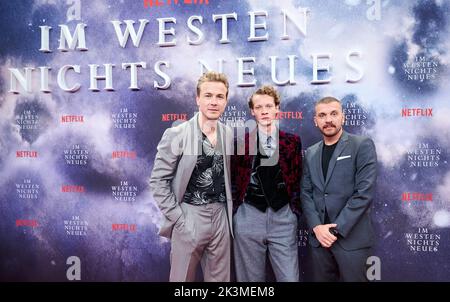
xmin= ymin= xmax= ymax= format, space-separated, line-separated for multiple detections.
xmin=248 ymin=85 xmax=280 ymax=109
xmin=196 ymin=71 xmax=229 ymax=98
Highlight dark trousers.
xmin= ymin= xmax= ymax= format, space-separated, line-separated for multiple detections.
xmin=309 ymin=243 xmax=370 ymax=282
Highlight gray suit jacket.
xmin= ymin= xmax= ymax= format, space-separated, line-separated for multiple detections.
xmin=149 ymin=113 xmax=234 ymax=239
xmin=301 ymin=131 xmax=377 ymax=250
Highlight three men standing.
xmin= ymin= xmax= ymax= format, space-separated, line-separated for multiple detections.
xmin=150 ymin=73 xmax=377 ymax=282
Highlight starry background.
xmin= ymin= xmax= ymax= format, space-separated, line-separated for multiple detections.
xmin=0 ymin=0 xmax=449 ymax=281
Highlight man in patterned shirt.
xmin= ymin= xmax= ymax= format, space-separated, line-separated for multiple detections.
xmin=149 ymin=71 xmax=234 ymax=282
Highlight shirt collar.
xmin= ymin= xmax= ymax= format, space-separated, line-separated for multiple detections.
xmin=258 ymin=126 xmax=278 ymax=144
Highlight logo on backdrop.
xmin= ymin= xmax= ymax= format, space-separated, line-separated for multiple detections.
xmin=64 ymin=215 xmax=88 ymax=236
xmin=407 ymin=142 xmax=441 ymax=168
xmin=276 ymin=111 xmax=303 ymax=120
xmin=112 ymin=150 xmax=136 ymax=159
xmin=111 ymin=180 xmax=138 ymax=202
xmin=16 ymin=219 xmax=38 ymax=228
xmin=61 ymin=185 xmax=85 ymax=193
xmin=112 ymin=223 xmax=137 ymax=232
xmin=402 ymin=192 xmax=433 ymax=203
xmin=405 ymin=227 xmax=440 ymax=253
xmin=16 ymin=150 xmax=38 ymax=158
xmin=401 ymin=107 xmax=433 ymax=117
xmin=161 ymin=113 xmax=188 ymax=122
xmin=112 ymin=108 xmax=137 ymax=129
xmin=61 ymin=115 xmax=84 ymax=123
xmin=403 ymin=56 xmax=439 ymax=82
xmin=64 ymin=144 xmax=89 ymax=166
xmin=343 ymin=102 xmax=368 ymax=128
xmin=16 ymin=109 xmax=39 ymax=130
xmin=220 ymin=105 xmax=247 ymax=128
xmin=16 ymin=178 xmax=40 ymax=200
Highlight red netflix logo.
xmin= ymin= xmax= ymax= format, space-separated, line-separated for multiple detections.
xmin=112 ymin=151 xmax=137 ymax=159
xmin=161 ymin=113 xmax=187 ymax=122
xmin=16 ymin=219 xmax=38 ymax=227
xmin=402 ymin=192 xmax=433 ymax=202
xmin=16 ymin=151 xmax=38 ymax=158
xmin=112 ymin=224 xmax=137 ymax=232
xmin=276 ymin=111 xmax=303 ymax=120
xmin=61 ymin=115 xmax=84 ymax=123
xmin=61 ymin=185 xmax=85 ymax=193
xmin=401 ymin=108 xmax=433 ymax=117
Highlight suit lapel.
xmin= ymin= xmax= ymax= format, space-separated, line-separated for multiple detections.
xmin=324 ymin=131 xmax=349 ymax=187
xmin=183 ymin=113 xmax=202 ymax=156
xmin=178 ymin=114 xmax=201 ymax=199
xmin=218 ymin=122 xmax=228 ymax=168
xmin=278 ymin=131 xmax=289 ymax=177
xmin=313 ymin=141 xmax=325 ymax=187
xmin=218 ymin=121 xmax=234 ymax=237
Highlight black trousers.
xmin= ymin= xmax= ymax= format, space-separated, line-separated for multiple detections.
xmin=309 ymin=243 xmax=371 ymax=282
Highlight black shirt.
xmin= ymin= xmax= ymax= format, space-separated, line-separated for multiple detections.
xmin=322 ymin=142 xmax=338 ymax=180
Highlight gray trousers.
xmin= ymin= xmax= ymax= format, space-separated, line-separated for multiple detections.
xmin=169 ymin=202 xmax=231 ymax=282
xmin=233 ymin=203 xmax=299 ymax=282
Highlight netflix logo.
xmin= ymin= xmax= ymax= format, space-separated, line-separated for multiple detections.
xmin=61 ymin=185 xmax=85 ymax=193
xmin=402 ymin=192 xmax=433 ymax=202
xmin=401 ymin=108 xmax=433 ymax=117
xmin=16 ymin=219 xmax=38 ymax=227
xmin=276 ymin=111 xmax=303 ymax=120
xmin=16 ymin=151 xmax=38 ymax=158
xmin=61 ymin=115 xmax=84 ymax=123
xmin=112 ymin=151 xmax=136 ymax=159
xmin=112 ymin=224 xmax=137 ymax=232
xmin=161 ymin=113 xmax=187 ymax=122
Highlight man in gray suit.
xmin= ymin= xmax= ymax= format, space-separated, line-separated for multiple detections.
xmin=301 ymin=96 xmax=377 ymax=282
xmin=149 ymin=71 xmax=233 ymax=282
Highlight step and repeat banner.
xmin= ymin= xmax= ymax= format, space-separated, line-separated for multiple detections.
xmin=0 ymin=0 xmax=449 ymax=281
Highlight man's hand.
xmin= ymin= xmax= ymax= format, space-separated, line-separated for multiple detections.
xmin=313 ymin=224 xmax=338 ymax=248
